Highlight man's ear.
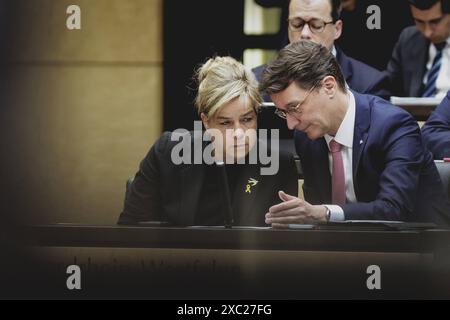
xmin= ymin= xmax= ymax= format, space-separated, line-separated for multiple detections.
xmin=322 ymin=76 xmax=337 ymax=96
xmin=200 ymin=112 xmax=209 ymax=129
xmin=334 ymin=19 xmax=343 ymax=40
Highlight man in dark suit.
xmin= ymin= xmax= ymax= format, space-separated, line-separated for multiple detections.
xmin=253 ymin=0 xmax=391 ymax=100
xmin=422 ymin=91 xmax=450 ymax=159
xmin=386 ymin=0 xmax=450 ymax=97
xmin=259 ymin=40 xmax=450 ymax=226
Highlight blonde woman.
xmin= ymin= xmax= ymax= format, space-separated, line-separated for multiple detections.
xmin=118 ymin=57 xmax=298 ymax=226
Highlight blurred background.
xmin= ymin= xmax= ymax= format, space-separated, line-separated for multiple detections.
xmin=0 ymin=0 xmax=413 ymax=225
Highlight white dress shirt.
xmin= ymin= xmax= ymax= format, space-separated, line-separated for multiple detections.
xmin=323 ymin=91 xmax=357 ymax=221
xmin=331 ymin=46 xmax=337 ymax=57
xmin=423 ymin=37 xmax=450 ymax=99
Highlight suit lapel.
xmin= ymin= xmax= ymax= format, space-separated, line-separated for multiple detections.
xmin=352 ymin=91 xmax=370 ymax=197
xmin=335 ymin=48 xmax=353 ymax=85
xmin=313 ymin=138 xmax=332 ymax=203
xmin=176 ymin=131 xmax=206 ymax=226
xmin=233 ymin=164 xmax=261 ymax=225
xmin=410 ymin=38 xmax=429 ymax=96
xmin=178 ymin=163 xmax=205 ymax=225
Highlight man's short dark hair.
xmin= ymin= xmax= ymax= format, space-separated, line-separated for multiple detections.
xmin=259 ymin=40 xmax=347 ymax=95
xmin=408 ymin=0 xmax=450 ymax=13
xmin=289 ymin=0 xmax=342 ymax=21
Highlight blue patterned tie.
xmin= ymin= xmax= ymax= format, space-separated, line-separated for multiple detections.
xmin=422 ymin=42 xmax=446 ymax=97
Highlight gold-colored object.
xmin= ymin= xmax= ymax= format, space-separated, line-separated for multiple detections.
xmin=245 ymin=178 xmax=259 ymax=193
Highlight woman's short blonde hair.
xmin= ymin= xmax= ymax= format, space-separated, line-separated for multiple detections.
xmin=195 ymin=56 xmax=262 ymax=118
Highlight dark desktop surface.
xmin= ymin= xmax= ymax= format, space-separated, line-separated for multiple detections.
xmin=22 ymin=223 xmax=450 ymax=253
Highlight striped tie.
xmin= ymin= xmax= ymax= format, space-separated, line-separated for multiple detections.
xmin=422 ymin=42 xmax=446 ymax=97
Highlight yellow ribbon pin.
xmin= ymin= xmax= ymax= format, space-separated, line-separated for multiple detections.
xmin=245 ymin=178 xmax=258 ymax=194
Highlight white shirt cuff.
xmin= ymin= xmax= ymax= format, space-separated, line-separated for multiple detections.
xmin=324 ymin=205 xmax=345 ymax=222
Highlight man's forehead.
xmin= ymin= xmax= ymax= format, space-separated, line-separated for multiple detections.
xmin=289 ymin=0 xmax=332 ymax=19
xmin=271 ymin=83 xmax=305 ymax=106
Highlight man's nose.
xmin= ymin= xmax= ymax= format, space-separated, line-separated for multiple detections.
xmin=423 ymin=23 xmax=433 ymax=39
xmin=300 ymin=23 xmax=313 ymax=39
xmin=286 ymin=114 xmax=299 ymax=130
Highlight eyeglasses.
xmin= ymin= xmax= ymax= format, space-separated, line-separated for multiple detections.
xmin=287 ymin=17 xmax=335 ymax=34
xmin=274 ymin=86 xmax=316 ymax=120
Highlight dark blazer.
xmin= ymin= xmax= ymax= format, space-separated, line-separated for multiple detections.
xmin=422 ymin=91 xmax=450 ymax=159
xmin=118 ymin=131 xmax=298 ymax=226
xmin=386 ymin=26 xmax=429 ymax=97
xmin=252 ymin=46 xmax=391 ymax=101
xmin=294 ymin=91 xmax=450 ymax=225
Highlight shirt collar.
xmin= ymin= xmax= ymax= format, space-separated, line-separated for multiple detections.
xmin=331 ymin=45 xmax=337 ymax=57
xmin=430 ymin=37 xmax=450 ymax=53
xmin=324 ymin=91 xmax=356 ymax=150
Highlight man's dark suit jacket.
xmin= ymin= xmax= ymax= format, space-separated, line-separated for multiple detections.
xmin=386 ymin=26 xmax=429 ymax=97
xmin=118 ymin=131 xmax=298 ymax=226
xmin=422 ymin=91 xmax=450 ymax=159
xmin=253 ymin=47 xmax=391 ymax=101
xmin=294 ymin=91 xmax=450 ymax=225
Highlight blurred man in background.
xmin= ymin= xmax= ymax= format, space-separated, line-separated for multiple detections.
xmin=386 ymin=0 xmax=450 ymax=98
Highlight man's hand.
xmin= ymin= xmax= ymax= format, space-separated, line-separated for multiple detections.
xmin=265 ymin=191 xmax=328 ymax=228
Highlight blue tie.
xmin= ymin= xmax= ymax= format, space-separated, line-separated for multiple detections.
xmin=422 ymin=42 xmax=446 ymax=97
